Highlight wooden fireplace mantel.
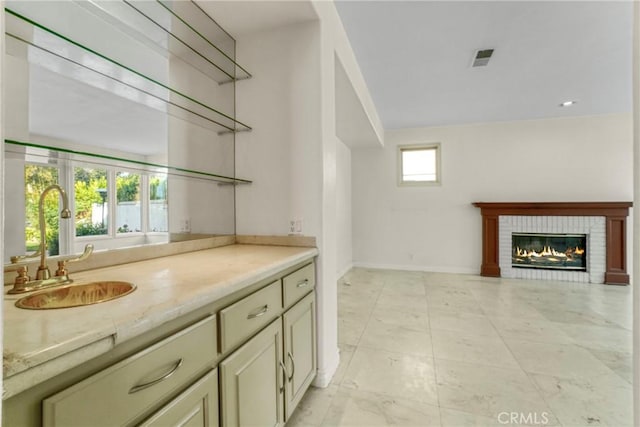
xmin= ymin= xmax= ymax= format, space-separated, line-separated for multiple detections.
xmin=472 ymin=202 xmax=633 ymax=285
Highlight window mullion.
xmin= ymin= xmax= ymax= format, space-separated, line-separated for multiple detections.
xmin=60 ymin=160 xmax=74 ymax=255
xmin=108 ymin=168 xmax=116 ymax=238
xmin=141 ymin=174 xmax=149 ymax=235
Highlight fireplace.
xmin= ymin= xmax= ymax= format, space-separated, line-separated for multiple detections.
xmin=512 ymin=233 xmax=587 ymax=271
xmin=473 ymin=202 xmax=632 ymax=285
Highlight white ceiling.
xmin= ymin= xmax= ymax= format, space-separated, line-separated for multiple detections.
xmin=335 ymin=1 xmax=633 ymax=129
xmin=196 ymin=0 xmax=318 ymax=36
xmin=29 ymin=65 xmax=167 ymax=157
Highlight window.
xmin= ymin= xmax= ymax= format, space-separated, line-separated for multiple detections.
xmin=149 ymin=174 xmax=168 ymax=232
xmin=398 ymin=143 xmax=441 ymax=186
xmin=22 ymin=162 xmax=168 ymax=254
xmin=116 ymin=171 xmax=141 ymax=234
xmin=74 ymin=167 xmax=108 ymax=237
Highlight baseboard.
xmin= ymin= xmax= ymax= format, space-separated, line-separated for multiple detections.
xmin=336 ymin=262 xmax=353 ymax=282
xmin=352 ymin=261 xmax=478 ymax=275
xmin=312 ymin=347 xmax=340 ymax=388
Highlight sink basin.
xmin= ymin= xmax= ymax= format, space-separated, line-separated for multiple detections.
xmin=15 ymin=281 xmax=136 ymax=310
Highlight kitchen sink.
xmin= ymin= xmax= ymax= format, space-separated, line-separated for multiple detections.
xmin=15 ymin=281 xmax=136 ymax=310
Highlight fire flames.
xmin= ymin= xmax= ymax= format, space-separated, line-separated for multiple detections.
xmin=515 ymin=246 xmax=584 ymax=259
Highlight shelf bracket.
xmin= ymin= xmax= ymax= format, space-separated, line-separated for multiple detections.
xmin=217 ymin=128 xmax=252 ymax=136
xmin=219 ymin=75 xmax=252 ymax=86
xmin=217 ymin=180 xmax=252 ymax=187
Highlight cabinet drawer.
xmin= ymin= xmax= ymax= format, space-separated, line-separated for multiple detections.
xmin=219 ymin=280 xmax=282 ymax=353
xmin=282 ymin=263 xmax=315 ymax=308
xmin=139 ymin=368 xmax=218 ymax=427
xmin=43 ymin=315 xmax=217 ymax=427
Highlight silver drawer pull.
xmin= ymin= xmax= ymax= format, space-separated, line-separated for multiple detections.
xmin=296 ymin=279 xmax=309 ymax=288
xmin=279 ymin=360 xmax=289 ymax=393
xmin=287 ymin=351 xmax=296 ymax=382
xmin=129 ymin=358 xmax=183 ymax=394
xmin=247 ymin=304 xmax=269 ymax=319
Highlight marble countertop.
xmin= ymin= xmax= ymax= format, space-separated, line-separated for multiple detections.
xmin=3 ymin=244 xmax=318 ymax=399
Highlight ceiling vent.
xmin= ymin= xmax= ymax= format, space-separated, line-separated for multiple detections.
xmin=472 ymin=49 xmax=494 ymax=67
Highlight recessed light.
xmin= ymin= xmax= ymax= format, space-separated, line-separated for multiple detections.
xmin=560 ymin=100 xmax=577 ymax=107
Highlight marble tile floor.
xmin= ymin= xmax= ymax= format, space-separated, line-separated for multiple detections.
xmin=287 ymin=268 xmax=633 ymax=427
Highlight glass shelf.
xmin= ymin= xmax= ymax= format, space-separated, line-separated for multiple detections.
xmin=77 ymin=0 xmax=252 ymax=84
xmin=5 ymin=7 xmax=252 ymax=135
xmin=5 ymin=140 xmax=252 ymax=185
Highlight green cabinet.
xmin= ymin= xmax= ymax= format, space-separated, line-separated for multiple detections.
xmin=42 ymin=316 xmax=218 ymax=427
xmin=283 ymin=292 xmax=316 ymax=420
xmin=140 ymin=369 xmax=218 ymax=427
xmin=219 ymin=318 xmax=285 ymax=427
xmin=219 ymin=263 xmax=317 ymax=426
xmin=4 ymin=260 xmax=317 ymax=427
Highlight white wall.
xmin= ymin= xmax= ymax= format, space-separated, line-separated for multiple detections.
xmin=235 ymin=22 xmax=322 ymax=238
xmin=3 ymin=53 xmax=27 ymax=262
xmin=353 ymin=114 xmax=634 ymax=273
xmin=234 ymin=21 xmax=339 ymax=386
xmin=336 ymin=139 xmax=352 ymax=278
xmin=235 ymin=1 xmax=379 ymax=387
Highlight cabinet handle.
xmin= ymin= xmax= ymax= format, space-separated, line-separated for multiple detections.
xmin=247 ymin=304 xmax=269 ymax=319
xmin=296 ymin=279 xmax=309 ymax=288
xmin=287 ymin=351 xmax=295 ymax=382
xmin=129 ymin=358 xmax=183 ymax=394
xmin=279 ymin=360 xmax=288 ymax=393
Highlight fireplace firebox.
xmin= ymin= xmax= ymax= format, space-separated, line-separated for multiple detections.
xmin=512 ymin=233 xmax=587 ymax=271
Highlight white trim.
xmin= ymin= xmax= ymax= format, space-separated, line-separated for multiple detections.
xmin=336 ymin=262 xmax=353 ymax=281
xmin=352 ymin=261 xmax=477 ymax=275
xmin=312 ymin=347 xmax=340 ymax=388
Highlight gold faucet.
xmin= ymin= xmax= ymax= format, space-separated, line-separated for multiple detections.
xmin=5 ymin=184 xmax=93 ymax=294
xmin=35 ymin=184 xmax=72 ymax=280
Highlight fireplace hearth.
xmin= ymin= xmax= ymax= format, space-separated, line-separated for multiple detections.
xmin=512 ymin=233 xmax=587 ymax=271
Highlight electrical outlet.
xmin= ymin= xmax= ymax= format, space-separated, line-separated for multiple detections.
xmin=289 ymin=219 xmax=302 ymax=235
xmin=181 ymin=219 xmax=191 ymax=233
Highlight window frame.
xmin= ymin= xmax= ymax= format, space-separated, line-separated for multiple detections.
xmin=397 ymin=143 xmax=442 ymax=187
xmin=22 ymin=160 xmax=168 ymax=254
xmin=70 ymin=163 xmax=168 ymax=252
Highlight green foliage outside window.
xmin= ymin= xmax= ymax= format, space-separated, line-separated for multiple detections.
xmin=116 ymin=173 xmax=140 ymax=202
xmin=74 ymin=167 xmax=108 ymax=235
xmin=26 ymin=166 xmax=163 ymax=248
xmin=150 ymin=175 xmax=167 ymax=201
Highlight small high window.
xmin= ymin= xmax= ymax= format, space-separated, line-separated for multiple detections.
xmin=398 ymin=143 xmax=441 ymax=186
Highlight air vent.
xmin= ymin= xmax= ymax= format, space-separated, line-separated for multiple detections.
xmin=472 ymin=49 xmax=494 ymax=67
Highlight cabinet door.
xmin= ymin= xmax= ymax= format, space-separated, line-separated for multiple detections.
xmin=282 ymin=292 xmax=316 ymax=420
xmin=140 ymin=369 xmax=218 ymax=427
xmin=219 ymin=318 xmax=284 ymax=427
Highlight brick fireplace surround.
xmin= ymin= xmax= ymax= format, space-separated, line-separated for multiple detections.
xmin=472 ymin=202 xmax=633 ymax=285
